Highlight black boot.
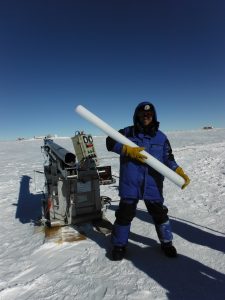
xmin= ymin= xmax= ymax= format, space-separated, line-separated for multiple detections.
xmin=161 ymin=242 xmax=178 ymax=257
xmin=112 ymin=246 xmax=126 ymax=261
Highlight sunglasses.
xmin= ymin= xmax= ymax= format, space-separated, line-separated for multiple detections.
xmin=137 ymin=111 xmax=154 ymax=118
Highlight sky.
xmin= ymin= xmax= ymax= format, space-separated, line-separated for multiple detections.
xmin=0 ymin=0 xmax=225 ymax=140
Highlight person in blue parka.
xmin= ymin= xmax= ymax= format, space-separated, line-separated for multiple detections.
xmin=106 ymin=101 xmax=190 ymax=260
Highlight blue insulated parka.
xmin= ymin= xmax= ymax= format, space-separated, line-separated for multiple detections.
xmin=106 ymin=102 xmax=179 ymax=202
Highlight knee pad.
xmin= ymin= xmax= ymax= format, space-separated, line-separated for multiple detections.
xmin=145 ymin=201 xmax=169 ymax=224
xmin=115 ymin=201 xmax=137 ymax=225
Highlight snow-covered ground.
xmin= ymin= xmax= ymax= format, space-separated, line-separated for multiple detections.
xmin=0 ymin=128 xmax=225 ymax=300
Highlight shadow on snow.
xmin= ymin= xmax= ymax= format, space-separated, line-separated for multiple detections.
xmin=126 ymin=239 xmax=225 ymax=300
xmin=14 ymin=175 xmax=43 ymax=224
xmin=13 ymin=183 xmax=225 ymax=299
xmin=101 ymin=204 xmax=225 ymax=299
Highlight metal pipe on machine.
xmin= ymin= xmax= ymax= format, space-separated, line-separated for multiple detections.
xmin=75 ymin=105 xmax=185 ymax=188
xmin=44 ymin=139 xmax=76 ymax=165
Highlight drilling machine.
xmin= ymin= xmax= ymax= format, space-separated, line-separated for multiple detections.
xmin=42 ymin=131 xmax=114 ymax=232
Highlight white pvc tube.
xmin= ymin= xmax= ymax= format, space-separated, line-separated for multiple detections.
xmin=75 ymin=105 xmax=185 ymax=188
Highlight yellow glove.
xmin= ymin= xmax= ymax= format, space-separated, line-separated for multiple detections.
xmin=176 ymin=167 xmax=190 ymax=189
xmin=122 ymin=144 xmax=147 ymax=163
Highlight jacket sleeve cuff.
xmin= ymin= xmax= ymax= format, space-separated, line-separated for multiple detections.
xmin=170 ymin=162 xmax=179 ymax=171
xmin=112 ymin=142 xmax=123 ymax=155
xmin=165 ymin=160 xmax=179 ymax=171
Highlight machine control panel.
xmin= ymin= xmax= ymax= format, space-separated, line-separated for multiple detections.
xmin=71 ymin=131 xmax=99 ymax=166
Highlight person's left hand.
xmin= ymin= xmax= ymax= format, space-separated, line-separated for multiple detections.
xmin=175 ymin=167 xmax=190 ymax=189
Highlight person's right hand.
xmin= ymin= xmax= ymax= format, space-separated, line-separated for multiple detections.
xmin=122 ymin=144 xmax=147 ymax=163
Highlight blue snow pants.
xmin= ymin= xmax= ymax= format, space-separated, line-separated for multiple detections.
xmin=111 ymin=198 xmax=173 ymax=247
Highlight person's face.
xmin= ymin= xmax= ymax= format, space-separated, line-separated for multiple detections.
xmin=138 ymin=110 xmax=154 ymax=126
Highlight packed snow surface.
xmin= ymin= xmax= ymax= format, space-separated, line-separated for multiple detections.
xmin=0 ymin=128 xmax=225 ymax=299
